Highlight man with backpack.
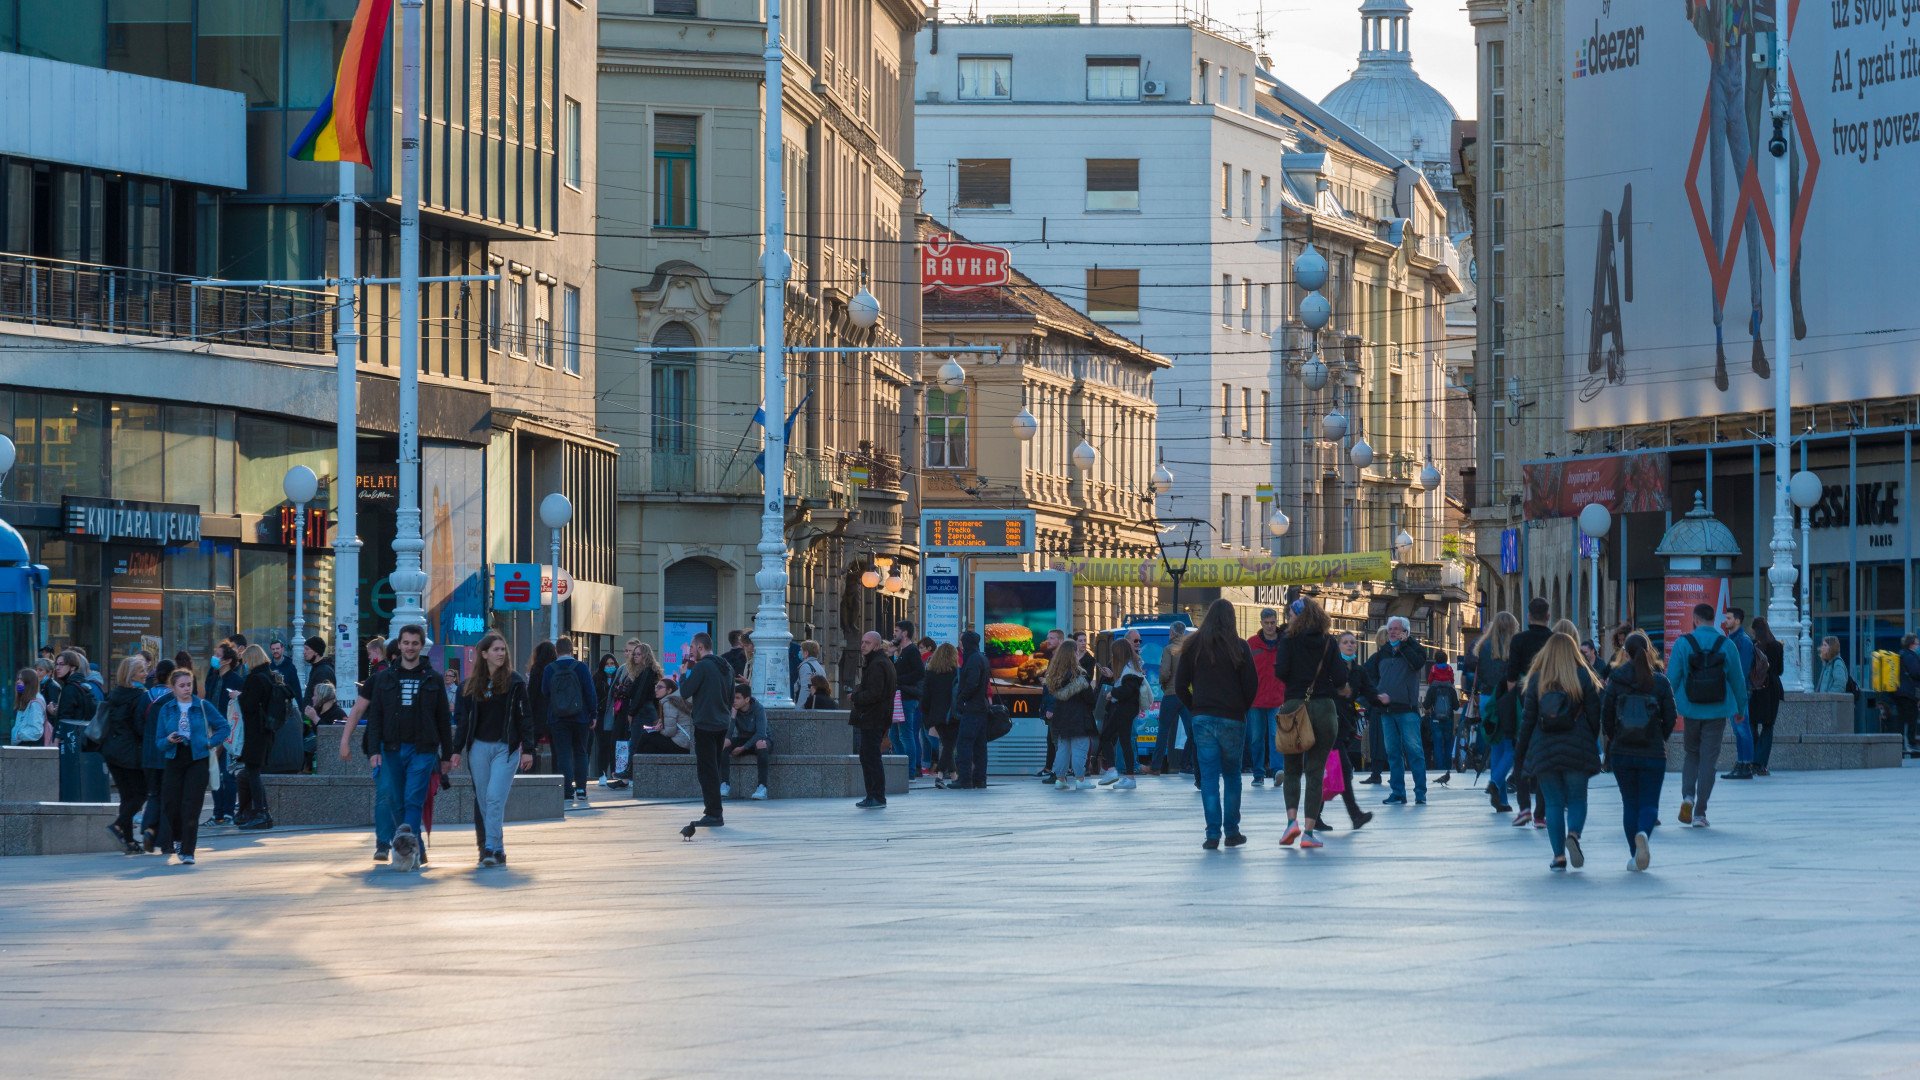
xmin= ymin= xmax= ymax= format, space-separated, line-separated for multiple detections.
xmin=1667 ymin=603 xmax=1748 ymax=829
xmin=1719 ymin=607 xmax=1762 ymax=780
xmin=541 ymin=636 xmax=598 ymax=805
xmin=1364 ymin=617 xmax=1432 ymax=806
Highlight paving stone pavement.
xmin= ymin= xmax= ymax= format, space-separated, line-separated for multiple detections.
xmin=3 ymin=765 xmax=1919 ymax=1080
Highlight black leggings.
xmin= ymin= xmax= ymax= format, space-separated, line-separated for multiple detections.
xmin=1096 ymin=712 xmax=1138 ymax=774
xmin=106 ymin=764 xmax=147 ymax=840
xmin=932 ymin=724 xmax=957 ymax=775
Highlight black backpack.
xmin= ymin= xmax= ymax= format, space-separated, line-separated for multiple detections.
xmin=1537 ymin=689 xmax=1576 ymax=734
xmin=1614 ymin=687 xmax=1661 ymax=747
xmin=548 ymin=660 xmax=587 ymax=720
xmin=1683 ymin=636 xmax=1732 ymax=705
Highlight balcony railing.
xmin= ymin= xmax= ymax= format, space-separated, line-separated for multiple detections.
xmin=618 ymin=447 xmax=764 ymax=498
xmin=0 ymin=252 xmax=333 ymax=354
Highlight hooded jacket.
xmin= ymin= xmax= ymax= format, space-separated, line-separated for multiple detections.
xmin=1247 ymin=630 xmax=1287 ymax=708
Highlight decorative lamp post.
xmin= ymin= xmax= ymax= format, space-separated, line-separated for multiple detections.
xmin=1071 ymin=439 xmax=1098 ymax=472
xmin=1152 ymin=457 xmax=1174 ymax=494
xmin=1790 ymin=469 xmax=1823 ymax=689
xmin=1350 ymin=438 xmax=1374 ymax=469
xmin=860 ymin=565 xmax=882 ymax=590
xmin=1420 ymin=462 xmax=1442 ymax=491
xmin=1578 ymin=502 xmax=1613 ymax=649
xmin=1268 ymin=509 xmax=1290 ymax=537
xmin=847 ymin=285 xmax=881 ymax=330
xmin=937 ymin=357 xmax=967 ymax=390
xmin=1321 ymin=410 xmax=1348 ymax=442
xmin=1394 ymin=529 xmax=1414 ymax=556
xmin=283 ymin=465 xmax=319 ymax=681
xmin=539 ymin=493 xmax=573 ymax=644
xmin=1300 ymin=357 xmax=1328 ymax=392
xmin=1013 ymin=408 xmax=1039 ymax=442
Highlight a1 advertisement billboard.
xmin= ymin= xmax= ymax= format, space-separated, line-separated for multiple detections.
xmin=1563 ymin=0 xmax=1920 ymax=429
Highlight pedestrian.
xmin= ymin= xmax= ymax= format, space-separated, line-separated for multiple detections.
xmin=1245 ymin=607 xmax=1286 ymax=787
xmin=1173 ymin=598 xmax=1260 ymax=850
xmin=1042 ymin=637 xmax=1098 ymax=791
xmin=1515 ymin=632 xmax=1603 ymax=872
xmin=1505 ymin=598 xmax=1555 ymax=827
xmin=1095 ymin=638 xmax=1144 ymax=790
xmin=801 ymin=675 xmax=838 ymax=710
xmin=727 ymin=685 xmax=772 ymax=800
xmin=892 ymin=620 xmax=927 ymax=778
xmin=50 ymin=648 xmax=100 ymax=727
xmin=1363 ymin=616 xmax=1432 ymax=806
xmin=154 ymin=666 xmax=231 ymax=866
xmin=1601 ymin=631 xmax=1677 ymax=871
xmin=1273 ymin=597 xmax=1347 ymax=849
xmin=794 ymin=639 xmax=827 ymax=702
xmin=99 ymin=656 xmax=151 ymax=854
xmin=203 ymin=644 xmax=243 ymax=827
xmin=234 ymin=644 xmax=282 ymax=830
xmin=136 ymin=660 xmax=176 ymax=854
xmin=1476 ymin=611 xmax=1519 ymax=813
xmin=455 ymin=631 xmax=536 ymax=869
xmin=363 ymin=624 xmax=457 ymax=871
xmin=679 ymin=633 xmax=735 ymax=830
xmin=541 ymin=636 xmax=597 ymax=805
xmin=268 ymin=639 xmax=303 ymax=710
xmin=524 ymin=638 xmax=555 ymax=776
xmin=1424 ymin=655 xmax=1459 ymax=783
xmin=633 ymin=677 xmax=691 ymax=754
xmin=301 ymin=637 xmax=333 ymax=710
xmin=1324 ymin=632 xmax=1374 ymax=831
xmin=304 ymin=680 xmax=345 ymax=728
xmin=1813 ymin=636 xmax=1853 ymax=694
xmin=1746 ymin=617 xmax=1785 ymax=777
xmin=1153 ymin=623 xmax=1190 ymax=776
xmin=1898 ymin=635 xmax=1920 ymax=752
xmin=722 ymin=630 xmax=749 ymax=680
xmin=951 ymin=630 xmax=991 ymax=789
xmin=1667 ymin=602 xmax=1749 ymax=830
xmin=923 ymin=642 xmax=959 ymax=787
xmin=1356 ymin=631 xmax=1385 ymax=786
xmin=616 ymin=641 xmax=661 ymax=785
xmin=1719 ymin=606 xmax=1760 ymax=779
xmin=10 ymin=667 xmax=47 ymax=746
xmin=848 ymin=631 xmax=897 ymax=808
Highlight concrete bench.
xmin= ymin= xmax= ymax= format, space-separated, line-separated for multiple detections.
xmin=0 ymin=746 xmax=59 ymax=803
xmin=1663 ymin=693 xmax=1903 ymax=771
xmin=628 ymin=752 xmax=908 ymax=800
xmin=0 ymin=800 xmax=122 ymax=856
xmin=260 ymin=771 xmax=566 ymax=827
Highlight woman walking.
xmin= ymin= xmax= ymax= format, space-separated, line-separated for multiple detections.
xmin=234 ymin=644 xmax=282 ymax=830
xmin=1096 ymin=639 xmax=1145 ymax=790
xmin=456 ymin=632 xmax=537 ymax=868
xmin=923 ymin=643 xmax=960 ymax=787
xmin=1153 ymin=624 xmax=1191 ymax=778
xmin=525 ymin=640 xmax=557 ymax=777
xmin=1273 ymin=598 xmax=1347 ymax=849
xmin=138 ymin=660 xmax=175 ymax=853
xmin=101 ymin=656 xmax=152 ymax=854
xmin=1319 ymin=632 xmax=1374 ymax=831
xmin=1747 ymin=617 xmax=1786 ymax=776
xmin=1600 ymin=632 xmax=1677 ymax=871
xmin=1172 ymin=598 xmax=1260 ymax=849
xmin=1476 ymin=611 xmax=1519 ymax=813
xmin=1043 ymin=639 xmax=1098 ymax=789
xmin=1514 ymin=633 xmax=1604 ymax=872
xmin=154 ymin=667 xmax=231 ymax=866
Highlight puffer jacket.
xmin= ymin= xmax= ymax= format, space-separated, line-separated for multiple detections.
xmin=1516 ymin=670 xmax=1604 ymax=779
xmin=1045 ymin=673 xmax=1098 ymax=737
xmin=100 ymin=685 xmax=150 ymax=770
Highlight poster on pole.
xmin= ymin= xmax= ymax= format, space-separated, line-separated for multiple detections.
xmin=1563 ymin=0 xmax=1920 ymax=429
xmin=1662 ymin=575 xmax=1729 ymax=657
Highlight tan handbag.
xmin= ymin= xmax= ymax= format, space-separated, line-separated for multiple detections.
xmin=1273 ymin=643 xmax=1330 ymax=756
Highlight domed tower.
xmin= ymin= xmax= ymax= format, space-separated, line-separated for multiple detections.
xmin=1318 ymin=0 xmax=1461 ymax=210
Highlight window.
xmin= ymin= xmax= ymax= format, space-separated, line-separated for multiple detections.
xmin=563 ymin=97 xmax=582 ymax=188
xmin=956 ymin=158 xmax=1012 ymax=209
xmin=925 ymin=388 xmax=969 ymax=468
xmin=507 ymin=275 xmax=528 ymax=356
xmin=1241 ymin=169 xmax=1252 ymax=221
xmin=1085 ymin=58 xmax=1140 ymax=101
xmin=486 ymin=272 xmax=502 ymax=351
xmin=1239 ymin=73 xmax=1249 ymax=111
xmin=1260 ymin=284 xmax=1272 ymax=334
xmin=1221 ymin=275 xmax=1233 ymax=326
xmin=1221 ymin=493 xmax=1233 ymax=547
xmin=655 ymin=0 xmax=697 ymax=13
xmin=1198 ymin=60 xmax=1210 ymax=102
xmin=1240 ymin=387 xmax=1252 ymax=437
xmin=1260 ymin=391 xmax=1271 ymax=441
xmin=1260 ymin=176 xmax=1271 ymax=229
xmin=1217 ymin=67 xmax=1228 ymax=104
xmin=563 ymin=286 xmax=581 ymax=375
xmin=957 ymin=56 xmax=1011 ymax=100
xmin=535 ymin=284 xmax=553 ymax=366
xmin=197 ymin=0 xmax=283 ymax=107
xmin=1241 ymin=279 xmax=1253 ymax=331
xmin=1241 ymin=497 xmax=1252 ymax=549
xmin=1221 ymin=163 xmax=1231 ymax=216
xmin=651 ymin=324 xmax=697 ymax=470
xmin=653 ymin=115 xmax=699 ymax=229
xmin=1085 ymin=158 xmax=1139 ymax=211
xmin=1220 ymin=384 xmax=1232 ymax=437
xmin=1085 ymin=268 xmax=1140 ymax=321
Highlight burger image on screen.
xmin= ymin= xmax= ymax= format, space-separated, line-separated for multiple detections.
xmin=984 ymin=623 xmax=1035 ymax=674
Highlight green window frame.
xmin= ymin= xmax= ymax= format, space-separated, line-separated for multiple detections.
xmin=653 ymin=115 xmax=699 ymax=230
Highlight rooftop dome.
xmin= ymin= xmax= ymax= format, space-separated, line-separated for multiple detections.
xmin=1318 ymin=0 xmax=1460 ymax=189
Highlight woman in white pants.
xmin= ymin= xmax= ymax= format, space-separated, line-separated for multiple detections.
xmin=456 ymin=632 xmax=538 ymax=868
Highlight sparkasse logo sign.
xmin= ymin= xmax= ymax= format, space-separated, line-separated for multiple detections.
xmin=1572 ymin=17 xmax=1646 ymax=78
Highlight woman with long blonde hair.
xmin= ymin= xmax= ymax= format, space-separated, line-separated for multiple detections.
xmin=1043 ymin=639 xmax=1098 ymax=790
xmin=1476 ymin=610 xmax=1521 ymax=812
xmin=924 ymin=642 xmax=961 ymax=786
xmin=1515 ymin=633 xmax=1603 ymax=872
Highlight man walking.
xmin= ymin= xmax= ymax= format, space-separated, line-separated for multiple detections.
xmin=1719 ymin=607 xmax=1759 ymax=780
xmin=1245 ymin=607 xmax=1285 ymax=787
xmin=892 ymin=620 xmax=927 ymax=778
xmin=1364 ymin=616 xmax=1431 ymax=805
xmin=951 ymin=630 xmax=991 ymax=789
xmin=363 ymin=624 xmax=456 ymax=870
xmin=678 ymin=633 xmax=735 ymax=830
xmin=541 ymin=636 xmax=598 ymax=804
xmin=849 ymin=631 xmax=897 ymax=808
xmin=1668 ymin=602 xmax=1749 ymax=828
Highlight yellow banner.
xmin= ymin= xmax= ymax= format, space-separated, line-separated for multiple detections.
xmin=1052 ymin=552 xmax=1393 ymax=589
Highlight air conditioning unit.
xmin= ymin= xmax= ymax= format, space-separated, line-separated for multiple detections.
xmin=1141 ymin=79 xmax=1167 ymax=97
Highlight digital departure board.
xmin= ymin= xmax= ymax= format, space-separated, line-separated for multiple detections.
xmin=920 ymin=510 xmax=1037 ymax=554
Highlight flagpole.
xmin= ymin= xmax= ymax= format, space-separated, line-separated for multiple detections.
xmin=388 ymin=0 xmax=429 ymax=641
xmin=334 ymin=160 xmax=362 ymax=709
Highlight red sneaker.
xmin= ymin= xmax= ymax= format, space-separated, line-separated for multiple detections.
xmin=1279 ymin=822 xmax=1302 ymax=846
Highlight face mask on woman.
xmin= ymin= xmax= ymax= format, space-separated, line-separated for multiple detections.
xmin=603 ymin=664 xmax=617 ymax=675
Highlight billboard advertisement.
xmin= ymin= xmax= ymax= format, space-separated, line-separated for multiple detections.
xmin=1522 ymin=454 xmax=1670 ymax=519
xmin=1051 ymin=552 xmax=1391 ymax=589
xmin=1563 ymin=1 xmax=1920 ymax=428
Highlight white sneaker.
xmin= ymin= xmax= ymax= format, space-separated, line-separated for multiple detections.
xmin=720 ymin=782 xmax=731 ymax=798
xmin=750 ymin=784 xmax=768 ymax=800
xmin=596 ymin=775 xmax=609 ymax=788
xmin=1097 ymin=768 xmax=1120 ymax=785
xmin=1076 ymin=778 xmax=1097 ymax=791
xmin=1114 ymin=776 xmax=1137 ymax=790
xmin=1055 ymin=778 xmax=1072 ymax=790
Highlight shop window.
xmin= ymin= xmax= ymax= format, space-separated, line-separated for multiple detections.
xmin=37 ymin=395 xmax=106 ymax=499
xmin=163 ymin=406 xmax=220 ymax=510
xmin=238 ymin=415 xmax=334 ymax=517
xmin=112 ymin=402 xmax=165 ymax=500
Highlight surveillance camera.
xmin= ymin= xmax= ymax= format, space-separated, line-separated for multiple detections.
xmin=1768 ymin=119 xmax=1787 ymax=158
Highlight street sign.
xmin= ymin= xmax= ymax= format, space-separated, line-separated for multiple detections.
xmin=921 ymin=509 xmax=1036 ymax=555
xmin=493 ymin=563 xmax=541 ymax=611
xmin=921 ymin=236 xmax=1012 ymax=292
xmin=923 ymin=558 xmax=963 ymax=646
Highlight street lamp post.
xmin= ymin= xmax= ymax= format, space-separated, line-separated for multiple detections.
xmin=1790 ymin=470 xmax=1822 ymax=689
xmin=387 ymin=0 xmax=429 ymax=640
xmin=1578 ymin=503 xmax=1613 ymax=649
xmin=1764 ymin=23 xmax=1804 ymax=692
xmin=540 ymin=493 xmax=573 ymax=645
xmin=284 ymin=465 xmax=319 ymax=682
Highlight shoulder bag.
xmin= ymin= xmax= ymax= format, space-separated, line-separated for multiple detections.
xmin=1273 ymin=642 xmax=1329 ymax=756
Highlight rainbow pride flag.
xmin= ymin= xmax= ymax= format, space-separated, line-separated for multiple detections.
xmin=288 ymin=0 xmax=393 ymax=165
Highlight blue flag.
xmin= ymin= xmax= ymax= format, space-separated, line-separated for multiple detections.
xmin=753 ymin=391 xmax=813 ymax=475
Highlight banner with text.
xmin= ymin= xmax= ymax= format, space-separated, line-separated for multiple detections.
xmin=1563 ymin=0 xmax=1920 ymax=428
xmin=1523 ymin=454 xmax=1670 ymax=519
xmin=1053 ymin=552 xmax=1392 ymax=589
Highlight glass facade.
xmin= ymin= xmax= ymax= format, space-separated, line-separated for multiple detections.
xmin=0 ymin=155 xmax=213 ymax=274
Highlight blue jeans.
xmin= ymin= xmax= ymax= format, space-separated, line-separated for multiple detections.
xmin=897 ymin=698 xmax=923 ymax=775
xmin=1381 ymin=711 xmax=1426 ymax=800
xmin=552 ymin=722 xmax=591 ymax=793
xmin=1191 ymin=714 xmax=1246 ymax=841
xmin=1243 ymin=707 xmax=1276 ymax=777
xmin=1488 ymin=739 xmax=1516 ymax=799
xmin=1731 ymin=716 xmax=1755 ymax=764
xmin=211 ymin=748 xmax=237 ymax=819
xmin=1154 ymin=698 xmax=1190 ymax=772
xmin=1611 ymin=755 xmax=1664 ymax=850
xmin=372 ymin=762 xmax=396 ymax=847
xmin=377 ymin=743 xmax=441 ymax=837
xmin=1533 ymin=768 xmax=1590 ymax=861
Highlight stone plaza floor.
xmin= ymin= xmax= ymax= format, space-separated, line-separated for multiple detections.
xmin=3 ymin=763 xmax=1919 ymax=1079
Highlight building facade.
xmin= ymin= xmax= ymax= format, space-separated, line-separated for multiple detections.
xmin=597 ymin=0 xmax=926 ymax=678
xmin=0 ymin=0 xmax=618 ymax=672
xmin=918 ymin=219 xmax=1164 ymax=634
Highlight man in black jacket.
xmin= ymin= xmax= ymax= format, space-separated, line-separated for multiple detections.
xmin=1506 ymin=597 xmax=1555 ymax=694
xmin=679 ymin=633 xmax=735 ymax=828
xmin=892 ymin=620 xmax=927 ymax=778
xmin=849 ymin=631 xmax=897 ymax=808
xmin=951 ymin=630 xmax=991 ymax=789
xmin=364 ymin=625 xmax=456 ymax=868
xmin=301 ymin=636 xmax=334 ymax=710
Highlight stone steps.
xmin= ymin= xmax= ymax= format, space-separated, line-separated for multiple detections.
xmin=627 ymin=753 xmax=908 ymax=800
